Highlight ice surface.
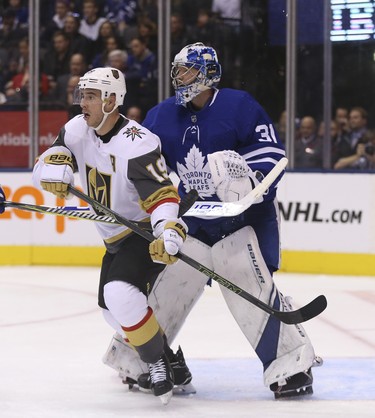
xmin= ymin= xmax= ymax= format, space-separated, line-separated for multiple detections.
xmin=0 ymin=266 xmax=374 ymax=417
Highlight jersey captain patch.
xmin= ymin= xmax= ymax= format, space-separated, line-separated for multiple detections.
xmin=124 ymin=126 xmax=145 ymax=141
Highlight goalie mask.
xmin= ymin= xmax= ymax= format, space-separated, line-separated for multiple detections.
xmin=73 ymin=67 xmax=126 ymax=131
xmin=171 ymin=42 xmax=222 ymax=106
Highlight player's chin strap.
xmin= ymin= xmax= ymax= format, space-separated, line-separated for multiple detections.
xmin=67 ymin=184 xmax=327 ymax=325
xmin=94 ymin=102 xmax=118 ymax=132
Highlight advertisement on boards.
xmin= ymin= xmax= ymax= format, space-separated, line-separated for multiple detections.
xmin=0 ymin=171 xmax=374 ymax=273
xmin=0 ymin=111 xmax=68 ymax=167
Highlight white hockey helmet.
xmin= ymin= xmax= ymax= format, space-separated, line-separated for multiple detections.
xmin=75 ymin=67 xmax=126 ymax=131
xmin=77 ymin=67 xmax=126 ymax=108
xmin=171 ymin=42 xmax=222 ymax=106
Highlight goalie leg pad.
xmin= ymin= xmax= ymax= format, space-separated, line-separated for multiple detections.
xmin=102 ymin=333 xmax=148 ymax=382
xmin=211 ymin=226 xmax=316 ymax=386
xmin=102 ymin=236 xmax=212 ymax=380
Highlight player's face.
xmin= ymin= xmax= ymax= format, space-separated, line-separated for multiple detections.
xmin=80 ymin=89 xmax=105 ymax=128
xmin=173 ymin=65 xmax=200 ymax=87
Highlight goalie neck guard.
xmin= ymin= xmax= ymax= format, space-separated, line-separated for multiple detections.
xmin=171 ymin=42 xmax=222 ymax=106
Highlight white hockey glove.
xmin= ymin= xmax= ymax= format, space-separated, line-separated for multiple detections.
xmin=149 ymin=218 xmax=188 ymax=265
xmin=40 ymin=153 xmax=75 ymax=199
xmin=208 ymin=150 xmax=263 ymax=203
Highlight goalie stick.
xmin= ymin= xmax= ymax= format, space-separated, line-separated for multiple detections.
xmin=68 ymin=184 xmax=327 ymax=325
xmin=183 ymin=157 xmax=288 ymax=217
xmin=2 ymin=189 xmax=199 ymax=230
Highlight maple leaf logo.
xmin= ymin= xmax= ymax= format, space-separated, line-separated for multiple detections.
xmin=176 ymin=145 xmax=215 ymax=198
xmin=124 ymin=126 xmax=145 ymax=141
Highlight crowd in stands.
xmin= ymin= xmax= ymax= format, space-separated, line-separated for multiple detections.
xmin=0 ymin=0 xmax=373 ymax=170
xmin=0 ymin=0 xmax=244 ymax=115
xmin=277 ymin=106 xmax=375 ymax=170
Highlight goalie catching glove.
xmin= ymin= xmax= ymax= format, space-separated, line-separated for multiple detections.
xmin=149 ymin=218 xmax=188 ymax=265
xmin=207 ymin=150 xmax=264 ymax=203
xmin=39 ymin=152 xmax=75 ymax=199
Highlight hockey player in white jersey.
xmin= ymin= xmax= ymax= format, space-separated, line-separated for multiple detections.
xmin=32 ymin=67 xmax=190 ymax=405
xmin=103 ymin=43 xmax=322 ymax=399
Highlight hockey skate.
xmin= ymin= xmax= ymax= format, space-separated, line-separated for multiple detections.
xmin=148 ymin=353 xmax=174 ymax=405
xmin=270 ymin=368 xmax=313 ymax=399
xmin=138 ymin=346 xmax=196 ymax=395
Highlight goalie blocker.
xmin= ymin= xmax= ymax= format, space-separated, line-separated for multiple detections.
xmin=103 ymin=226 xmax=320 ymax=392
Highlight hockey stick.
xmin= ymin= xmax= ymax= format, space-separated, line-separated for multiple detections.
xmin=3 ymin=201 xmax=120 ymax=224
xmin=2 ymin=189 xmax=199 ymax=230
xmin=68 ymin=184 xmax=327 ymax=325
xmin=183 ymin=157 xmax=289 ymax=217
xmin=1 ymin=157 xmax=285 ymax=223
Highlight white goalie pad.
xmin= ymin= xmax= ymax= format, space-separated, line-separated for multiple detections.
xmin=103 ymin=235 xmax=212 ymax=381
xmin=211 ymin=226 xmax=316 ymax=386
xmin=103 ymin=333 xmax=148 ymax=382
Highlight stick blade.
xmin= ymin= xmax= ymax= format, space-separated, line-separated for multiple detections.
xmin=275 ymin=295 xmax=328 ymax=325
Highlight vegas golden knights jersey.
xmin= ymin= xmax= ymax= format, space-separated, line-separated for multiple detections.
xmin=33 ymin=114 xmax=178 ymax=250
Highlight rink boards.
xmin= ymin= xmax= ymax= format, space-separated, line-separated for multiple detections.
xmin=0 ymin=171 xmax=374 ymax=276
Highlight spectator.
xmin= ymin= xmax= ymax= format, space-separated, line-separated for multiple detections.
xmin=12 ymin=35 xmax=28 ymax=73
xmin=135 ymin=16 xmax=157 ymax=53
xmin=63 ymin=12 xmax=92 ymax=62
xmin=334 ymin=130 xmax=375 ymax=170
xmin=52 ymin=0 xmax=72 ymax=29
xmin=51 ymin=53 xmax=87 ymax=105
xmin=2 ymin=36 xmax=29 ymax=89
xmin=187 ymin=9 xmax=221 ymax=47
xmin=104 ymin=0 xmax=139 ymax=35
xmin=107 ymin=48 xmax=128 ymax=73
xmin=0 ymin=7 xmax=28 ymax=57
xmin=125 ymin=36 xmax=157 ymax=113
xmin=317 ymin=119 xmax=345 ymax=168
xmin=211 ymin=0 xmax=241 ymax=68
xmin=275 ymin=109 xmax=287 ymax=144
xmin=39 ymin=0 xmax=57 ymax=29
xmin=172 ymin=0 xmax=213 ymax=26
xmin=90 ymin=20 xmax=123 ymax=64
xmin=138 ymin=0 xmax=158 ymax=24
xmin=170 ymin=13 xmax=190 ymax=59
xmin=6 ymin=0 xmax=28 ymax=27
xmin=79 ymin=0 xmax=106 ymax=42
xmin=125 ymin=105 xmax=143 ymax=123
xmin=347 ymin=106 xmax=369 ymax=151
xmin=106 ymin=48 xmax=127 ymax=115
xmin=97 ymin=19 xmax=118 ymax=42
xmin=334 ymin=106 xmax=349 ymax=137
xmin=42 ymin=30 xmax=72 ymax=84
xmin=41 ymin=0 xmax=71 ymax=44
xmin=4 ymin=63 xmax=50 ymax=103
xmin=212 ymin=0 xmax=241 ymax=25
xmin=92 ymin=35 xmax=123 ymax=68
xmin=72 ymin=0 xmax=106 ymax=16
xmin=295 ymin=115 xmax=323 ymax=168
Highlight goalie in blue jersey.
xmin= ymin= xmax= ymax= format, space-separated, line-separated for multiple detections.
xmin=103 ymin=42 xmax=322 ymax=399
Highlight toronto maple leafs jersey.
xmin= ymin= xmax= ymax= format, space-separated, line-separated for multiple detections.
xmin=143 ymin=88 xmax=286 ymax=270
xmin=33 ymin=114 xmax=178 ymax=252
